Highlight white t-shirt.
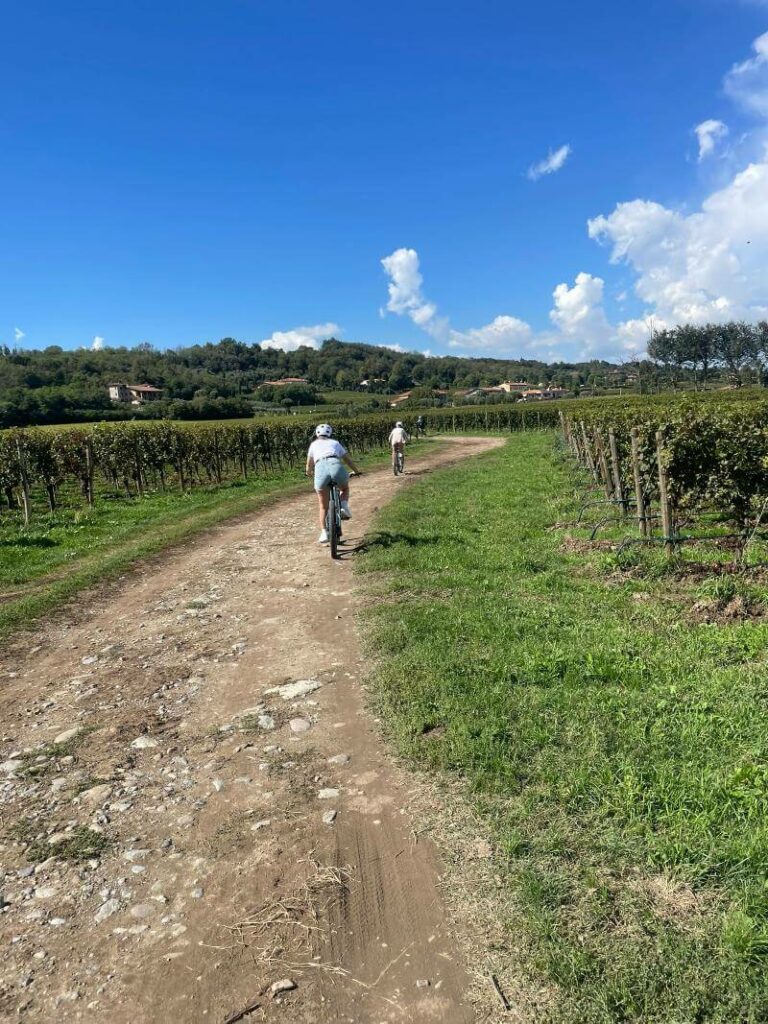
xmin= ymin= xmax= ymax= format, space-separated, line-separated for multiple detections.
xmin=308 ymin=438 xmax=347 ymax=462
xmin=389 ymin=427 xmax=408 ymax=445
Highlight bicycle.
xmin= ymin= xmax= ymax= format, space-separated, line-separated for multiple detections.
xmin=393 ymin=448 xmax=405 ymax=476
xmin=326 ymin=480 xmax=344 ymax=559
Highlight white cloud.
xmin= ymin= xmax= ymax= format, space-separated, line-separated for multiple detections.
xmin=527 ymin=144 xmax=572 ymax=181
xmin=14 ymin=327 xmax=25 ymax=342
xmin=448 ymin=315 xmax=535 ymax=354
xmin=91 ymin=335 xmax=105 ymax=351
xmin=260 ymin=322 xmax=341 ymax=352
xmin=724 ymin=31 xmax=768 ymax=117
xmin=380 ymin=248 xmax=448 ymax=340
xmin=588 ymin=158 xmax=768 ymax=326
xmin=695 ymin=119 xmax=729 ymax=160
xmin=550 ymin=272 xmax=612 ymax=345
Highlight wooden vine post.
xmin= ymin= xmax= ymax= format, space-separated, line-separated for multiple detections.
xmin=579 ymin=422 xmax=598 ymax=483
xmin=630 ymin=427 xmax=648 ymax=537
xmin=655 ymin=429 xmax=674 ymax=555
xmin=15 ymin=436 xmax=31 ymax=526
xmin=84 ymin=437 xmax=95 ymax=508
xmin=594 ymin=427 xmax=613 ymax=500
xmin=608 ymin=428 xmax=626 ymax=512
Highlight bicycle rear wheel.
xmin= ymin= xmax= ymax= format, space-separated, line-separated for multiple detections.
xmin=327 ymin=488 xmax=340 ymax=559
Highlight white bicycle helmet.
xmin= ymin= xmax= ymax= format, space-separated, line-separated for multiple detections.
xmin=395 ymin=421 xmax=403 ymax=428
xmin=315 ymin=423 xmax=333 ymax=438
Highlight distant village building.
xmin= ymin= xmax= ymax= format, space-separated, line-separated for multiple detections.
xmin=519 ymin=387 xmax=570 ymax=402
xmin=262 ymin=377 xmax=309 ymax=387
xmin=108 ymin=383 xmax=164 ymax=405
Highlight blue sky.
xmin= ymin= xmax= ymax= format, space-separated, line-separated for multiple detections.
xmin=2 ymin=0 xmax=767 ymax=362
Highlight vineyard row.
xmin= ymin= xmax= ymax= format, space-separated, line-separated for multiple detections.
xmin=560 ymin=399 xmax=768 ymax=551
xmin=0 ymin=404 xmax=563 ymax=522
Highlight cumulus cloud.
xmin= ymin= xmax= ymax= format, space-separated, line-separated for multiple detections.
xmin=550 ymin=272 xmax=612 ymax=344
xmin=260 ymin=322 xmax=341 ymax=352
xmin=588 ymin=158 xmax=768 ymax=325
xmin=380 ymin=248 xmax=448 ymax=340
xmin=724 ymin=31 xmax=768 ymax=117
xmin=448 ymin=315 xmax=535 ymax=354
xmin=695 ymin=119 xmax=729 ymax=160
xmin=14 ymin=327 xmax=25 ymax=342
xmin=91 ymin=335 xmax=105 ymax=351
xmin=527 ymin=144 xmax=572 ymax=181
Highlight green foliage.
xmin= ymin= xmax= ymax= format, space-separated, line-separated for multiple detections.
xmin=566 ymin=392 xmax=768 ymax=530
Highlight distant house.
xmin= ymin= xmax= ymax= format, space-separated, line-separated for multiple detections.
xmin=262 ymin=377 xmax=309 ymax=387
xmin=497 ymin=381 xmax=529 ymax=393
xmin=109 ymin=383 xmax=164 ymax=405
xmin=519 ymin=387 xmax=571 ymax=402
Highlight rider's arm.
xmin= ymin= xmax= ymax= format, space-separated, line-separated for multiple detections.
xmin=342 ymin=453 xmax=361 ymax=474
xmin=305 ymin=454 xmax=314 ymax=477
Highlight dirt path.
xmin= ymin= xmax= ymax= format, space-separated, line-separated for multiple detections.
xmin=0 ymin=436 xmax=501 ymax=1024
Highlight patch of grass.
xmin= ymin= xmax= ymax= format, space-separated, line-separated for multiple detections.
xmin=28 ymin=826 xmax=110 ymax=863
xmin=358 ymin=432 xmax=768 ymax=1023
xmin=15 ymin=729 xmax=93 ymax=779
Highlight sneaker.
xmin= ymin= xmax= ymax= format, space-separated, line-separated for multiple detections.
xmin=340 ymin=501 xmax=352 ymax=520
xmin=318 ymin=529 xmax=329 ymax=544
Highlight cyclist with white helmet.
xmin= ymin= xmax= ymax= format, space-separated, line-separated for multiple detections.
xmin=305 ymin=424 xmax=361 ymax=545
xmin=388 ymin=420 xmax=409 ymax=470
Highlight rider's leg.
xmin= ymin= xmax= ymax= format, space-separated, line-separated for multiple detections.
xmin=316 ymin=488 xmax=330 ymax=529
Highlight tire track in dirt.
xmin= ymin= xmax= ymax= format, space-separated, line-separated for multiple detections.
xmin=0 ymin=436 xmax=501 ymax=1023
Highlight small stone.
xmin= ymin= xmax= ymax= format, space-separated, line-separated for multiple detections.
xmin=79 ymin=784 xmax=112 ymax=808
xmin=318 ymin=788 xmax=339 ymax=800
xmin=265 ymin=679 xmax=321 ymax=701
xmin=131 ymin=865 xmax=146 ymax=875
xmin=416 ymin=978 xmax=430 ymax=989
xmin=82 ymin=655 xmax=98 ymax=665
xmin=123 ymin=849 xmax=150 ymax=862
xmin=322 ymin=810 xmax=337 ymax=826
xmin=328 ymin=754 xmax=350 ymax=765
xmin=49 ymin=917 xmax=67 ymax=927
xmin=1 ymin=759 xmax=23 ymax=773
xmin=190 ymin=888 xmax=203 ymax=899
xmin=17 ymin=867 xmax=34 ymax=879
xmin=130 ymin=736 xmax=158 ymax=750
xmin=34 ymin=887 xmax=57 ymax=900
xmin=94 ymin=899 xmax=120 ymax=924
xmin=54 ymin=726 xmax=83 ymax=745
xmin=212 ymin=779 xmax=224 ymax=792
xmin=289 ymin=718 xmax=311 ymax=735
xmin=129 ymin=903 xmax=156 ymax=919
xmin=257 ymin=715 xmax=275 ymax=731
xmin=250 ymin=819 xmax=271 ymax=831
xmin=270 ymin=978 xmax=297 ymax=995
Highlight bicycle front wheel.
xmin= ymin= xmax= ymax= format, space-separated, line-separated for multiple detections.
xmin=327 ymin=491 xmax=340 ymax=559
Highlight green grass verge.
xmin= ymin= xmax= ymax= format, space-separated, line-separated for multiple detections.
xmin=357 ymin=432 xmax=768 ymax=1023
xmin=0 ymin=440 xmax=433 ymax=638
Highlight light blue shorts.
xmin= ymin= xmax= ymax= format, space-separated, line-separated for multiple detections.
xmin=314 ymin=457 xmax=349 ymax=492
